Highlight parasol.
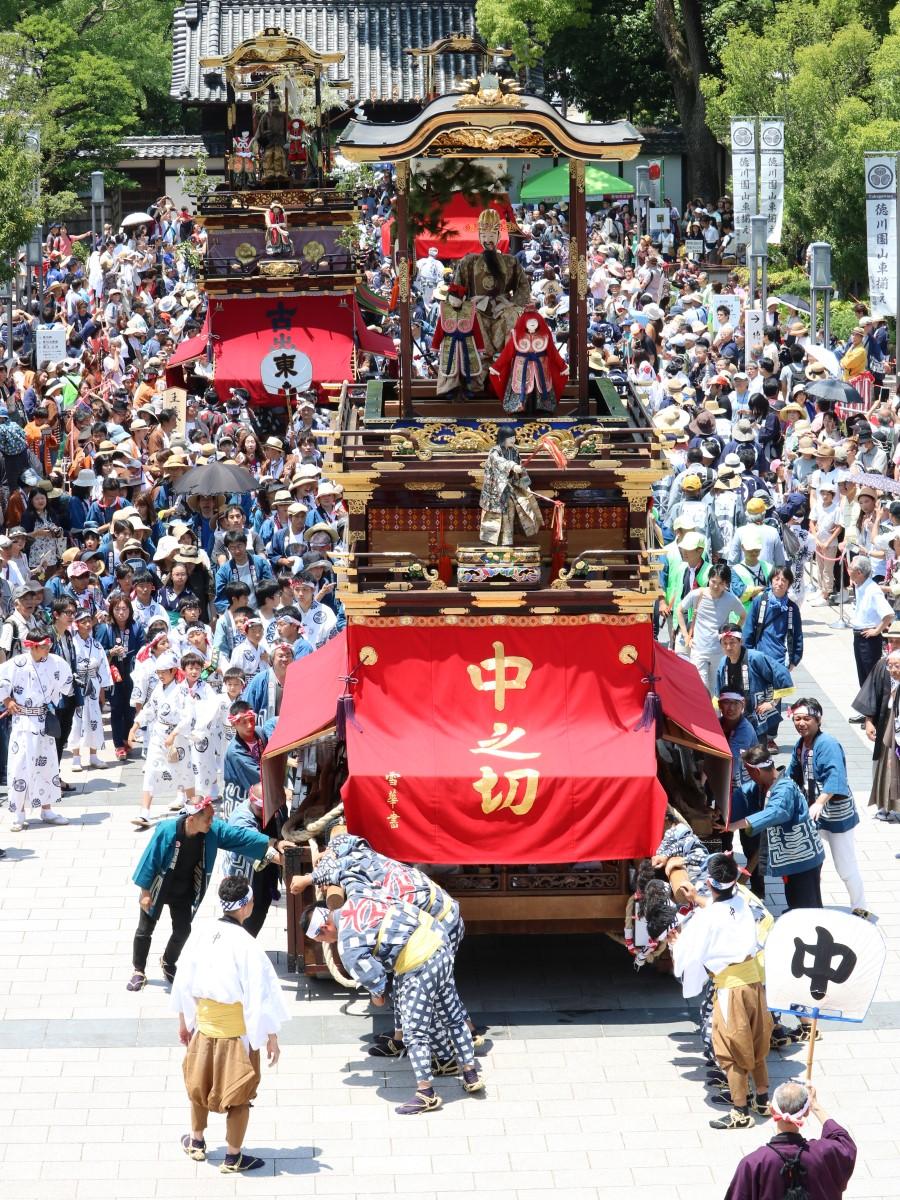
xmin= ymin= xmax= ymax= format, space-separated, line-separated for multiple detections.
xmin=805 ymin=378 xmax=862 ymax=406
xmin=120 ymin=212 xmax=154 ymax=230
xmin=520 ymin=163 xmax=634 ymax=202
xmin=772 ymin=293 xmax=811 ymax=315
xmin=804 ymin=343 xmax=841 ymax=378
xmin=170 ymin=462 xmax=259 ymax=496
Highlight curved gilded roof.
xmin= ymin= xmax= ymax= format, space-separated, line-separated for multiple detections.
xmin=338 ymin=91 xmax=643 ymax=161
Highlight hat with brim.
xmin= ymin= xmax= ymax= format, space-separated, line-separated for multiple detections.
xmin=797 ymin=437 xmax=818 ymax=456
xmin=153 ymin=535 xmax=179 ymax=561
xmin=679 ymin=532 xmax=706 ymax=551
xmin=305 ymin=522 xmax=339 ymax=542
xmin=815 ymin=443 xmax=836 ymax=459
xmin=732 ymin=421 xmax=756 ymax=443
xmin=653 ymin=407 xmax=690 ymax=433
xmin=779 ymin=403 xmax=806 ymax=420
xmin=703 ymin=398 xmax=726 ymax=416
xmin=805 ymin=364 xmax=827 ymax=380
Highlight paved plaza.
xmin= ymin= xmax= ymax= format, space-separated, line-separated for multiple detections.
xmin=1 ymin=597 xmax=898 ymax=1200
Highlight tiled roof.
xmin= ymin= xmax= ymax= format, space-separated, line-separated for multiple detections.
xmin=119 ymin=135 xmax=227 ymax=159
xmin=171 ymin=1 xmax=480 ymax=104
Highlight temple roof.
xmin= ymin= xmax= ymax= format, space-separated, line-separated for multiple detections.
xmin=171 ymin=1 xmax=480 ymax=104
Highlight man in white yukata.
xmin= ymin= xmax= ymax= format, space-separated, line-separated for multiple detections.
xmin=290 ymin=572 xmax=336 ymax=648
xmin=181 ymin=648 xmax=227 ymax=803
xmin=668 ymin=853 xmax=773 ymax=1131
xmin=0 ymin=627 xmax=74 ymax=832
xmin=172 ymin=875 xmax=289 ymax=1173
xmin=128 ymin=651 xmax=195 ymax=829
xmin=67 ymin=608 xmax=113 ymax=771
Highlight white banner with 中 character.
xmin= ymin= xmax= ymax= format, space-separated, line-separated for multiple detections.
xmin=35 ymin=326 xmax=66 ymax=369
xmin=865 ymin=152 xmax=898 ymax=317
xmin=730 ymin=118 xmax=757 ymax=248
xmin=765 ymin=908 xmax=886 ymax=1023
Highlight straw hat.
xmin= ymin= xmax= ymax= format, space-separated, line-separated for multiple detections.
xmin=653 ymin=406 xmax=690 ymax=433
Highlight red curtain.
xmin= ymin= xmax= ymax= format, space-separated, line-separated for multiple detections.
xmin=341 ymin=622 xmax=667 ymax=864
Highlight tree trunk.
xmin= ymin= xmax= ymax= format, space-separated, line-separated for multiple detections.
xmin=653 ymin=0 xmax=723 ymax=200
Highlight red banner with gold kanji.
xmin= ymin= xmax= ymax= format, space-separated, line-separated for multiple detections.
xmin=341 ymin=620 xmax=667 ymax=864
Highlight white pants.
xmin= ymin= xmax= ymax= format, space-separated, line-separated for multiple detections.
xmin=690 ymin=649 xmax=719 ymax=695
xmin=820 ymin=827 xmax=866 ymax=910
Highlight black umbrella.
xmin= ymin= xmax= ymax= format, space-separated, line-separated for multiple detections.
xmin=804 ymin=378 xmax=863 ymax=407
xmin=170 ymin=462 xmax=259 ymax=496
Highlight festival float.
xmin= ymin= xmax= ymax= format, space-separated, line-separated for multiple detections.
xmin=227 ymin=48 xmax=733 ymax=975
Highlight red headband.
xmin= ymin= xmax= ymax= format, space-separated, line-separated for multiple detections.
xmin=23 ymin=637 xmax=52 ymax=647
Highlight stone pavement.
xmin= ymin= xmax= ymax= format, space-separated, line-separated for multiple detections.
xmin=1 ymin=597 xmax=899 ymax=1200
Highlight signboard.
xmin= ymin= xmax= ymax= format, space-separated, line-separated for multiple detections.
xmin=711 ymin=294 xmax=742 ymax=333
xmin=685 ymin=238 xmax=704 ymax=260
xmin=731 ymin=117 xmax=757 ymax=248
xmin=162 ymin=386 xmax=187 ymax=436
xmin=35 ymin=326 xmax=66 ymax=368
xmin=759 ymin=118 xmax=785 ymax=243
xmin=765 ymin=909 xmax=885 ymax=1023
xmin=865 ymin=152 xmax=898 ymax=317
xmin=744 ymin=308 xmax=765 ymax=358
xmin=647 ymin=206 xmax=671 ymax=232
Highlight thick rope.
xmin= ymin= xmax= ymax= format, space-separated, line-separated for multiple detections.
xmin=306 ymin=833 xmax=359 ymax=991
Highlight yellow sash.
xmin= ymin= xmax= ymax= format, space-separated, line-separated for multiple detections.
xmin=712 ymin=956 xmax=765 ymax=990
xmin=376 ymin=910 xmax=443 ymax=975
xmin=196 ymin=998 xmax=246 ymax=1038
xmin=427 ymin=881 xmax=454 ymax=924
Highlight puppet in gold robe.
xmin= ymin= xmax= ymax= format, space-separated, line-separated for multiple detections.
xmin=453 ymin=209 xmax=531 ymax=362
xmin=479 ymin=427 xmax=542 ymax=547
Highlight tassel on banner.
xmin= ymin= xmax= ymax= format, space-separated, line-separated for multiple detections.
xmin=335 ymin=667 xmax=363 ymax=738
xmin=634 ymin=674 xmax=663 ymax=737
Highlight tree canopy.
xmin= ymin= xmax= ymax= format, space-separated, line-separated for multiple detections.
xmin=703 ymin=0 xmax=900 ymax=288
xmin=0 ymin=0 xmax=180 ymax=274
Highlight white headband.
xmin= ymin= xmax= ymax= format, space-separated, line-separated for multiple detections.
xmin=771 ymin=1095 xmax=811 ymax=1126
xmin=305 ymin=907 xmax=330 ymax=939
xmin=221 ymin=891 xmax=250 ymax=913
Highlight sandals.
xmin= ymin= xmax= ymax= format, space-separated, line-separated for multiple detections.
xmin=126 ymin=971 xmax=146 ymax=992
xmin=160 ymin=956 xmax=176 ymax=984
xmin=395 ymin=1088 xmax=443 ymax=1116
xmin=795 ymin=1024 xmax=822 ymax=1044
xmin=852 ymin=908 xmax=873 ymax=921
xmin=461 ymin=1067 xmax=484 ymax=1094
xmin=367 ymin=1035 xmax=406 ymax=1058
xmin=431 ymin=1056 xmax=459 ymax=1077
xmin=750 ymin=1094 xmax=770 ymax=1117
xmin=709 ymin=1108 xmax=753 ymax=1131
xmin=220 ymin=1152 xmax=265 ymax=1173
xmin=181 ymin=1134 xmax=206 ymax=1162
xmin=770 ymin=1024 xmax=796 ymax=1049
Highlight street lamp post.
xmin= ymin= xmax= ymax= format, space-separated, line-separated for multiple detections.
xmin=750 ymin=215 xmax=768 ymax=314
xmin=27 ymin=226 xmax=43 ymax=312
xmin=91 ymin=171 xmax=105 ymax=244
xmin=634 ymin=165 xmax=649 ymax=240
xmin=809 ymin=241 xmax=833 ymax=346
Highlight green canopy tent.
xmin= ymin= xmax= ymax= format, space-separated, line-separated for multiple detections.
xmin=519 ymin=163 xmax=634 ymax=202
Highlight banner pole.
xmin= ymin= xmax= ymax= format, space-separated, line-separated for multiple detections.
xmin=804 ymin=1010 xmax=820 ymax=1081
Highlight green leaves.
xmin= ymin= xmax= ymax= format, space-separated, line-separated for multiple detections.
xmin=702 ymin=0 xmax=900 ymax=290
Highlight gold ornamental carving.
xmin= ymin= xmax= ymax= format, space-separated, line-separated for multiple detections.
xmin=259 ymin=259 xmax=299 ymax=278
xmin=577 ymin=252 xmax=588 ymax=301
xmin=454 ymin=86 xmax=524 ymax=110
xmin=347 ymin=529 xmax=366 ymax=544
xmin=398 ymin=257 xmax=410 ymax=302
xmin=626 ymin=492 xmax=649 ymax=512
xmin=347 ymin=498 xmax=367 ymax=514
xmin=571 ymin=160 xmax=586 ymax=195
xmin=395 ymin=160 xmax=410 ymax=191
xmin=430 ymin=128 xmax=547 ymax=154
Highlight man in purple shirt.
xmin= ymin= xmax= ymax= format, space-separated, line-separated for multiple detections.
xmin=725 ymin=1081 xmax=856 ymax=1199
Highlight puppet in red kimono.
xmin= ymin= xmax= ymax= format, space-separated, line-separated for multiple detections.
xmin=489 ymin=310 xmax=568 ymax=415
xmin=287 ymin=118 xmax=307 ymax=174
xmin=431 ymin=283 xmax=484 ymax=397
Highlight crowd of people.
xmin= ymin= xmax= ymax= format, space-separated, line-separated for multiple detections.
xmin=0 ymin=185 xmax=887 ymax=1190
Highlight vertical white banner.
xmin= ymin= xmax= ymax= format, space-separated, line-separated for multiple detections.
xmin=759 ymin=118 xmax=784 ymax=244
xmin=731 ymin=118 xmax=757 ymax=248
xmin=865 ymin=152 xmax=898 ymax=318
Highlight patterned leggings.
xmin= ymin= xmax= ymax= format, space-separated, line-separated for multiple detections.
xmin=393 ymin=946 xmax=474 ymax=1083
xmin=699 ymin=979 xmax=715 ymax=1062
